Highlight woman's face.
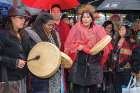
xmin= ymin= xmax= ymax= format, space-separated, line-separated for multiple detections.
xmin=43 ymin=20 xmax=54 ymax=32
xmin=63 ymin=18 xmax=70 ymax=24
xmin=11 ymin=16 xmax=26 ymax=30
xmin=81 ymin=13 xmax=92 ymax=27
xmin=105 ymin=24 xmax=113 ymax=35
xmin=119 ymin=26 xmax=126 ymax=37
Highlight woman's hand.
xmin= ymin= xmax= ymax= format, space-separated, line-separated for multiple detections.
xmin=77 ymin=45 xmax=84 ymax=51
xmin=17 ymin=59 xmax=26 ymax=69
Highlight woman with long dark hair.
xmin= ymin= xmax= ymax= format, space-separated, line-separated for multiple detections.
xmin=0 ymin=7 xmax=31 ymax=93
xmin=112 ymin=25 xmax=133 ymax=93
xmin=25 ymin=13 xmax=61 ymax=93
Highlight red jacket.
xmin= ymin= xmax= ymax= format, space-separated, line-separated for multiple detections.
xmin=56 ymin=21 xmax=70 ymax=51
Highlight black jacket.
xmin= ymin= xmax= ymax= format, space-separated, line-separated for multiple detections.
xmin=0 ymin=29 xmax=31 ymax=81
xmin=131 ymin=46 xmax=140 ymax=73
xmin=69 ymin=51 xmax=103 ymax=86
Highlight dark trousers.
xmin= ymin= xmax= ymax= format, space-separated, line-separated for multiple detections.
xmin=72 ymin=84 xmax=102 ymax=93
xmin=113 ymin=70 xmax=131 ymax=93
xmin=103 ymin=72 xmax=115 ymax=93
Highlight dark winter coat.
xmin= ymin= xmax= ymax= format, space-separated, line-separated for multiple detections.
xmin=69 ymin=51 xmax=103 ymax=86
xmin=0 ymin=29 xmax=31 ymax=82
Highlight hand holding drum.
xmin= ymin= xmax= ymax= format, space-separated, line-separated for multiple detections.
xmin=90 ymin=35 xmax=112 ymax=55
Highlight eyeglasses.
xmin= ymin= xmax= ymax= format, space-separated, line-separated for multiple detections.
xmin=14 ymin=16 xmax=28 ymax=20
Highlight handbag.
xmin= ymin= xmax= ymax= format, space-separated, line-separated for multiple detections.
xmin=122 ymin=75 xmax=140 ymax=93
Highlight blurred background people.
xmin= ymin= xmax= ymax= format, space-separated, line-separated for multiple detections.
xmin=50 ymin=4 xmax=70 ymax=51
xmin=110 ymin=15 xmax=121 ymax=33
xmin=61 ymin=14 xmax=70 ymax=25
xmin=50 ymin=4 xmax=71 ymax=93
xmin=112 ymin=25 xmax=132 ymax=93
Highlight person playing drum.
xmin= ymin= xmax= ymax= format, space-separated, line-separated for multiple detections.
xmin=25 ymin=13 xmax=61 ymax=93
xmin=64 ymin=4 xmax=112 ymax=93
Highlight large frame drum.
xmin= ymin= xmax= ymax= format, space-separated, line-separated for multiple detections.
xmin=27 ymin=42 xmax=61 ymax=78
xmin=90 ymin=35 xmax=112 ymax=55
xmin=61 ymin=52 xmax=73 ymax=69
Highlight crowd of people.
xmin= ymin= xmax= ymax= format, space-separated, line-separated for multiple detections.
xmin=0 ymin=3 xmax=140 ymax=93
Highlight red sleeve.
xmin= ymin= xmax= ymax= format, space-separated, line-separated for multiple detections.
xmin=100 ymin=43 xmax=113 ymax=66
xmin=59 ymin=21 xmax=71 ymax=51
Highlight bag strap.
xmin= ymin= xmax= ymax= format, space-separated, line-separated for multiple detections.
xmin=130 ymin=76 xmax=136 ymax=88
xmin=25 ymin=27 xmax=42 ymax=43
xmin=127 ymin=75 xmax=136 ymax=88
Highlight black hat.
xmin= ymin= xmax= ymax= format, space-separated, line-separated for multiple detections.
xmin=8 ymin=7 xmax=28 ymax=17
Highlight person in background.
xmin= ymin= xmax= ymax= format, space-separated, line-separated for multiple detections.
xmin=69 ymin=18 xmax=76 ymax=28
xmin=0 ymin=7 xmax=31 ymax=93
xmin=64 ymin=4 xmax=112 ymax=93
xmin=103 ymin=20 xmax=114 ymax=36
xmin=130 ymin=31 xmax=140 ymax=73
xmin=50 ymin=4 xmax=71 ymax=93
xmin=130 ymin=19 xmax=140 ymax=46
xmin=112 ymin=25 xmax=132 ymax=93
xmin=61 ymin=14 xmax=70 ymax=25
xmin=110 ymin=15 xmax=121 ymax=33
xmin=50 ymin=4 xmax=70 ymax=51
xmin=130 ymin=30 xmax=140 ymax=87
xmin=103 ymin=20 xmax=118 ymax=45
xmin=102 ymin=20 xmax=116 ymax=93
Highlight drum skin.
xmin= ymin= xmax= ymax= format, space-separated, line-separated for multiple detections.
xmin=27 ymin=42 xmax=61 ymax=78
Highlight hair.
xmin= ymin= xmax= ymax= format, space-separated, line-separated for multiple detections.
xmin=34 ymin=13 xmax=53 ymax=24
xmin=78 ymin=4 xmax=96 ymax=28
xmin=6 ymin=14 xmax=26 ymax=41
xmin=61 ymin=14 xmax=68 ymax=20
xmin=32 ymin=13 xmax=59 ymax=47
xmin=103 ymin=20 xmax=115 ymax=35
xmin=33 ymin=13 xmax=53 ymax=31
xmin=78 ymin=4 xmax=95 ymax=16
xmin=110 ymin=14 xmax=120 ymax=21
xmin=103 ymin=20 xmax=114 ymax=28
xmin=80 ymin=12 xmax=94 ymax=28
xmin=27 ymin=15 xmax=37 ymax=26
xmin=7 ymin=7 xmax=28 ymax=32
xmin=119 ymin=25 xmax=130 ymax=37
xmin=116 ymin=25 xmax=131 ymax=44
xmin=50 ymin=4 xmax=61 ymax=11
xmin=32 ymin=13 xmax=53 ymax=41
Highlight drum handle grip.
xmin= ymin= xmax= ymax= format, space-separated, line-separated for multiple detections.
xmin=27 ymin=55 xmax=40 ymax=62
